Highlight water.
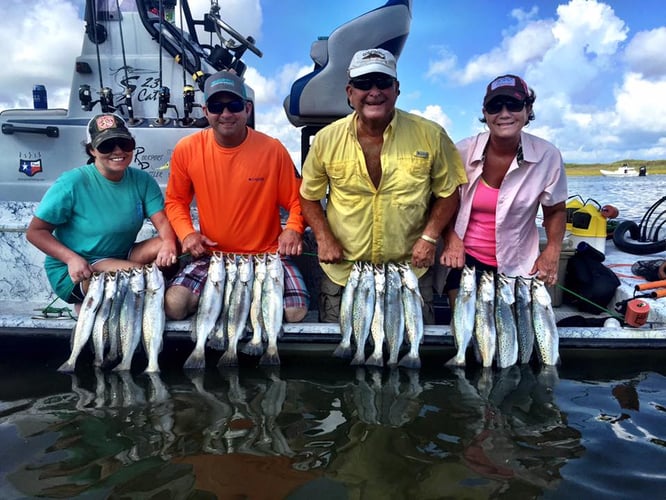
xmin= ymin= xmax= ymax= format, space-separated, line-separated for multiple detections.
xmin=2 ymin=176 xmax=666 ymax=499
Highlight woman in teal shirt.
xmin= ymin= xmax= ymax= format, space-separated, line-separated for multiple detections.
xmin=27 ymin=113 xmax=177 ymax=305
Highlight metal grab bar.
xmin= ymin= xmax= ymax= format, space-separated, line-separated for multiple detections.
xmin=1 ymin=123 xmax=59 ymax=138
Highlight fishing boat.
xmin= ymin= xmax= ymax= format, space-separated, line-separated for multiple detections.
xmin=599 ymin=165 xmax=644 ymax=177
xmin=2 ymin=0 xmax=666 ymax=362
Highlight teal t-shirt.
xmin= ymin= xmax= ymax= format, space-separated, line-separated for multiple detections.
xmin=35 ymin=164 xmax=164 ymax=301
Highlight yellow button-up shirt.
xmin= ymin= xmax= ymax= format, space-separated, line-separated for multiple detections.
xmin=300 ymin=109 xmax=467 ymax=285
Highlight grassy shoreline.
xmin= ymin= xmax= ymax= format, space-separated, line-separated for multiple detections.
xmin=565 ymin=159 xmax=666 ymax=176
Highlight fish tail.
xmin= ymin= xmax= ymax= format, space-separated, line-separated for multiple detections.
xmin=332 ymin=343 xmax=353 ymax=359
xmin=57 ymin=360 xmax=75 ymax=373
xmin=206 ymin=334 xmax=227 ymax=351
xmin=217 ymin=350 xmax=238 ymax=368
xmin=259 ymin=350 xmax=280 ymax=366
xmin=241 ymin=340 xmax=265 ymax=356
xmin=445 ymin=354 xmax=466 ymax=368
xmin=398 ymin=352 xmax=421 ymax=370
xmin=365 ymin=352 xmax=384 ymax=367
xmin=183 ymin=347 xmax=206 ymax=370
xmin=350 ymin=352 xmax=366 ymax=366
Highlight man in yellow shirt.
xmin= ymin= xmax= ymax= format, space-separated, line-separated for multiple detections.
xmin=300 ymin=48 xmax=466 ymax=322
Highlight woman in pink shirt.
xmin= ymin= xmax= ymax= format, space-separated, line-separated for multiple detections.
xmin=441 ymin=74 xmax=567 ymax=301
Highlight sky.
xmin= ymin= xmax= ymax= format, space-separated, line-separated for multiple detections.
xmin=2 ymin=0 xmax=666 ymax=165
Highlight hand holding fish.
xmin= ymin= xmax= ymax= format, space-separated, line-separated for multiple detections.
xmin=67 ymin=254 xmax=93 ymax=284
xmin=314 ymin=231 xmax=345 ymax=263
xmin=531 ymin=244 xmax=560 ymax=286
xmin=277 ymin=228 xmax=303 ymax=256
xmin=154 ymin=240 xmax=179 ymax=267
xmin=411 ymin=237 xmax=436 ymax=268
xmin=440 ymin=231 xmax=465 ymax=269
xmin=181 ymin=231 xmax=217 ymax=258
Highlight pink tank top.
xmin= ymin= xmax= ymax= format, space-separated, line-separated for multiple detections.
xmin=464 ymin=179 xmax=498 ymax=266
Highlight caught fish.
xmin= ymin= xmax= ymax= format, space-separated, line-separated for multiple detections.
xmin=259 ymin=253 xmax=284 ymax=365
xmin=243 ymin=253 xmax=267 ymax=356
xmin=350 ymin=262 xmax=376 ymax=366
xmin=333 ymin=261 xmax=361 ymax=359
xmin=473 ymin=271 xmax=496 ymax=369
xmin=185 ymin=252 xmax=225 ymax=370
xmin=58 ymin=272 xmax=106 ymax=372
xmin=219 ymin=254 xmax=254 ymax=367
xmin=515 ymin=276 xmax=536 ymax=364
xmin=446 ymin=265 xmax=476 ymax=367
xmin=142 ymin=263 xmax=166 ymax=373
xmin=209 ymin=254 xmax=238 ymax=351
xmin=398 ymin=262 xmax=424 ymax=369
xmin=495 ymin=273 xmax=518 ymax=369
xmin=92 ymin=271 xmax=117 ymax=368
xmin=531 ymin=278 xmax=560 ymax=366
xmin=114 ymin=266 xmax=145 ymax=371
xmin=366 ymin=264 xmax=386 ymax=367
xmin=105 ymin=269 xmax=130 ymax=367
xmin=384 ymin=262 xmax=405 ymax=367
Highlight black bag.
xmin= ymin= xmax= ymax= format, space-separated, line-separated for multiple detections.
xmin=564 ymin=242 xmax=620 ymax=314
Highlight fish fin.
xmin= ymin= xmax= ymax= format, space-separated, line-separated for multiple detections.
xmin=332 ymin=344 xmax=353 ymax=359
xmin=259 ymin=351 xmax=281 ymax=366
xmin=57 ymin=360 xmax=75 ymax=373
xmin=365 ymin=353 xmax=384 ymax=368
xmin=206 ymin=335 xmax=226 ymax=351
xmin=398 ymin=353 xmax=421 ymax=370
xmin=183 ymin=350 xmax=206 ymax=371
xmin=217 ymin=351 xmax=238 ymax=368
xmin=241 ymin=341 xmax=265 ymax=356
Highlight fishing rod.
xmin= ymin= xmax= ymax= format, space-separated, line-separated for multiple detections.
xmin=115 ymin=0 xmax=135 ymax=123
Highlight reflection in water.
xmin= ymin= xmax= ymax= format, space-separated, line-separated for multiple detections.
xmin=1 ymin=363 xmax=588 ymax=498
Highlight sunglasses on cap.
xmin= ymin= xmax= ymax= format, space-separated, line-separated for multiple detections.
xmin=206 ymin=99 xmax=246 ymax=114
xmin=349 ymin=76 xmax=396 ymax=91
xmin=484 ymin=98 xmax=526 ymax=115
xmin=96 ymin=138 xmax=136 ymax=154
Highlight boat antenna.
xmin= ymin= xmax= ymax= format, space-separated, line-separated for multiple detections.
xmin=115 ymin=0 xmax=135 ymax=123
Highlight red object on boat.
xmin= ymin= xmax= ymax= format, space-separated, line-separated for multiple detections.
xmin=601 ymin=205 xmax=619 ymax=219
xmin=625 ymin=299 xmax=649 ymax=327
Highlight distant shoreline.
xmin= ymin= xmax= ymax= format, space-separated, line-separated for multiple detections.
xmin=565 ymin=160 xmax=666 ymax=176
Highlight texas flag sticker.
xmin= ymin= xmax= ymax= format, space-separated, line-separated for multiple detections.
xmin=19 ymin=159 xmax=43 ymax=177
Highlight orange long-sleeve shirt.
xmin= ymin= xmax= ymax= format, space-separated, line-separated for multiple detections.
xmin=165 ymin=127 xmax=304 ymax=253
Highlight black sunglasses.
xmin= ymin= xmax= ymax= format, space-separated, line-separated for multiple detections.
xmin=96 ymin=138 xmax=135 ymax=154
xmin=484 ymin=98 xmax=526 ymax=115
xmin=207 ymin=99 xmax=246 ymax=114
xmin=349 ymin=76 xmax=396 ymax=91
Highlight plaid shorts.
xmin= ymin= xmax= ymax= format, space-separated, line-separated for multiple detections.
xmin=168 ymin=254 xmax=310 ymax=309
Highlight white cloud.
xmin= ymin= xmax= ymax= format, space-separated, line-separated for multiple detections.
xmin=624 ymin=27 xmax=666 ymax=78
xmin=409 ymin=105 xmax=453 ymax=131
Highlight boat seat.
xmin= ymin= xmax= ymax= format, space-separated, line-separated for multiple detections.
xmin=283 ymin=0 xmax=412 ymax=129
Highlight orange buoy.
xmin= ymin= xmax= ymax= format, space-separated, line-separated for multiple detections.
xmin=600 ymin=205 xmax=619 ymax=219
xmin=625 ymin=299 xmax=649 ymax=327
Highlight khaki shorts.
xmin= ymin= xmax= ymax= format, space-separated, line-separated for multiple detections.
xmin=318 ymin=267 xmax=435 ymax=324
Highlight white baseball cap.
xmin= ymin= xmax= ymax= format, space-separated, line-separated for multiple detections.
xmin=348 ymin=48 xmax=397 ymax=79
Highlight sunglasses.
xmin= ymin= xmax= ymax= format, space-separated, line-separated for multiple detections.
xmin=206 ymin=99 xmax=246 ymax=114
xmin=484 ymin=98 xmax=526 ymax=115
xmin=349 ymin=76 xmax=396 ymax=91
xmin=96 ymin=138 xmax=135 ymax=154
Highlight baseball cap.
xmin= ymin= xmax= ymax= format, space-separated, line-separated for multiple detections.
xmin=483 ymin=74 xmax=529 ymax=106
xmin=348 ymin=48 xmax=397 ymax=79
xmin=86 ymin=113 xmax=133 ymax=149
xmin=204 ymin=70 xmax=248 ymax=103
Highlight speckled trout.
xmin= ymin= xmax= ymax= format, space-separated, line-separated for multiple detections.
xmin=446 ymin=265 xmax=476 ymax=367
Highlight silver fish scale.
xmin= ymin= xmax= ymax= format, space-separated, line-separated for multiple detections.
xmin=473 ymin=271 xmax=496 ymax=369
xmin=384 ymin=262 xmax=405 ymax=367
xmin=446 ymin=265 xmax=476 ymax=367
xmin=219 ymin=254 xmax=254 ymax=367
xmin=114 ymin=267 xmax=146 ymax=372
xmin=398 ymin=262 xmax=424 ymax=369
xmin=244 ymin=253 xmax=268 ymax=356
xmin=515 ymin=276 xmax=536 ymax=364
xmin=185 ymin=252 xmax=226 ymax=370
xmin=58 ymin=271 xmax=106 ymax=372
xmin=351 ymin=262 xmax=376 ymax=366
xmin=366 ymin=264 xmax=386 ymax=367
xmin=259 ymin=253 xmax=284 ymax=366
xmin=531 ymin=279 xmax=560 ymax=366
xmin=105 ymin=269 xmax=130 ymax=366
xmin=142 ymin=263 xmax=166 ymax=373
xmin=333 ymin=261 xmax=362 ymax=359
xmin=209 ymin=254 xmax=238 ymax=351
xmin=495 ymin=273 xmax=518 ymax=369
xmin=92 ymin=271 xmax=118 ymax=368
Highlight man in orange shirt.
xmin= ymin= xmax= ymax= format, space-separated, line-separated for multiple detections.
xmin=164 ymin=70 xmax=308 ymax=322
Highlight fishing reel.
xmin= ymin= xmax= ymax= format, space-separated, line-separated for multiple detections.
xmin=181 ymin=84 xmax=201 ymax=126
xmin=78 ymin=84 xmax=94 ymax=111
xmin=99 ymin=87 xmax=115 ymax=113
xmin=155 ymin=86 xmax=177 ymax=126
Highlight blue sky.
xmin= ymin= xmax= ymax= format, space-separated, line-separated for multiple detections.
xmin=2 ymin=0 xmax=666 ymax=164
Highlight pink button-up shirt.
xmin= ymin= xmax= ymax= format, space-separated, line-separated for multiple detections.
xmin=455 ymin=131 xmax=567 ymax=277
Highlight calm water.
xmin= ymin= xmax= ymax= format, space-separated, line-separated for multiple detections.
xmin=2 ymin=175 xmax=666 ymax=499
